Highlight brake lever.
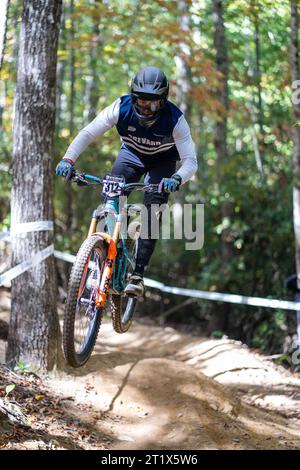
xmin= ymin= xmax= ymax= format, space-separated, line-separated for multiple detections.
xmin=143 ymin=185 xmax=159 ymax=193
xmin=76 ymin=179 xmax=89 ymax=186
xmin=64 ymin=167 xmax=75 ymax=182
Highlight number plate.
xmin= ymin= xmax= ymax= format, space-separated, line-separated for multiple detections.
xmin=102 ymin=175 xmax=125 ymax=197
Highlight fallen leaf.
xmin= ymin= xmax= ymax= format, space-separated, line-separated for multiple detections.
xmin=34 ymin=395 xmax=45 ymax=401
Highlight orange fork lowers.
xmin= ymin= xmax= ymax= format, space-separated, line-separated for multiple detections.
xmin=86 ymin=214 xmax=122 ymax=308
xmin=94 ymin=232 xmax=117 ymax=308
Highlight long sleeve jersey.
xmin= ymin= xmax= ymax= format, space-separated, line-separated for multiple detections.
xmin=64 ymin=95 xmax=198 ymax=184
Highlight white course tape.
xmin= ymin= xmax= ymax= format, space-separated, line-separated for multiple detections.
xmin=54 ymin=250 xmax=95 ymax=269
xmin=0 ymin=244 xmax=54 ymax=286
xmin=0 ymin=233 xmax=76 ymax=263
xmin=1 ymin=230 xmax=300 ymax=311
xmin=11 ymin=220 xmax=54 ymax=236
xmin=144 ymin=277 xmax=300 ymax=311
xmin=54 ymin=250 xmax=76 ymax=264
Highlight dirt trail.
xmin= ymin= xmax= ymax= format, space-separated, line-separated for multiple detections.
xmin=44 ymin=321 xmax=300 ymax=450
xmin=1 ymin=290 xmax=300 ymax=450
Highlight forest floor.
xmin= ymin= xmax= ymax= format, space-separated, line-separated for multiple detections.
xmin=1 ymin=288 xmax=300 ymax=450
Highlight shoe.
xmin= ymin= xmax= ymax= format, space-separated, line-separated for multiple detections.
xmin=124 ymin=274 xmax=145 ymax=297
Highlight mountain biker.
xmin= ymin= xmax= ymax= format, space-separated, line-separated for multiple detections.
xmin=56 ymin=66 xmax=198 ymax=297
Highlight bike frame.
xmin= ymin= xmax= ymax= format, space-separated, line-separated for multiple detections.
xmin=68 ymin=171 xmax=157 ymax=309
xmin=87 ymin=204 xmax=125 ymax=308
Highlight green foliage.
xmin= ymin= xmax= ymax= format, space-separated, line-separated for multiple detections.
xmin=252 ymin=311 xmax=286 ymax=352
xmin=210 ymin=330 xmax=225 ymax=339
xmin=5 ymin=384 xmax=15 ymax=397
xmin=14 ymin=361 xmax=31 ymax=375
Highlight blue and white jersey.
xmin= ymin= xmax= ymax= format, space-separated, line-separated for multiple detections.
xmin=116 ymin=95 xmax=181 ymax=157
xmin=64 ymin=95 xmax=197 ymax=184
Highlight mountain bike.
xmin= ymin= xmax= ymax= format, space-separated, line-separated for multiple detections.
xmin=62 ymin=171 xmax=158 ymax=368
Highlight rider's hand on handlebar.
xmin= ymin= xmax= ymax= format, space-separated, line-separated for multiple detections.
xmin=55 ymin=158 xmax=75 ymax=178
xmin=158 ymin=174 xmax=182 ymax=193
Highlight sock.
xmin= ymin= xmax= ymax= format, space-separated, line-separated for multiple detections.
xmin=133 ymin=263 xmax=145 ymax=277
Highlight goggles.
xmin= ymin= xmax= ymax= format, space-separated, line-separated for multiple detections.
xmin=136 ymin=98 xmax=161 ymax=116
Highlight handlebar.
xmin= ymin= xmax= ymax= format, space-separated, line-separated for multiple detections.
xmin=65 ymin=170 xmax=159 ymax=193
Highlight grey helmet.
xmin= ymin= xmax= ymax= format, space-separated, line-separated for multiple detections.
xmin=131 ymin=66 xmax=169 ymax=122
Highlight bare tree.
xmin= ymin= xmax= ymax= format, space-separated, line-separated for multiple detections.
xmin=175 ymin=0 xmax=193 ymax=204
xmin=248 ymin=0 xmax=265 ymax=181
xmin=65 ymin=0 xmax=75 ymax=240
xmin=56 ymin=6 xmax=67 ymax=132
xmin=209 ymin=0 xmax=232 ymax=333
xmin=175 ymin=0 xmax=192 ymax=123
xmin=7 ymin=0 xmax=62 ymax=370
xmin=84 ymin=0 xmax=104 ymax=123
xmin=0 ymin=0 xmax=10 ymax=70
xmin=0 ymin=0 xmax=10 ymax=129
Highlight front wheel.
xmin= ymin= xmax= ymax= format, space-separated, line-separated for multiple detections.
xmin=63 ymin=235 xmax=107 ymax=367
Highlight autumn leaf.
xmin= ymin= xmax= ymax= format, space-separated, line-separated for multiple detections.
xmin=34 ymin=395 xmax=45 ymax=401
xmin=5 ymin=384 xmax=15 ymax=397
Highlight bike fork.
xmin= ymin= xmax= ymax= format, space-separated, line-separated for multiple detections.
xmin=87 ymin=217 xmax=98 ymax=238
xmin=94 ymin=216 xmax=123 ymax=308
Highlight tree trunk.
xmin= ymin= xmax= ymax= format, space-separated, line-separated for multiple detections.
xmin=291 ymin=0 xmax=300 ymax=289
xmin=69 ymin=0 xmax=75 ymax=136
xmin=0 ymin=0 xmax=10 ymax=71
xmin=254 ymin=17 xmax=264 ymax=142
xmin=209 ymin=0 xmax=232 ymax=333
xmin=65 ymin=0 xmax=75 ymax=239
xmin=84 ymin=0 xmax=103 ymax=123
xmin=175 ymin=0 xmax=192 ymax=123
xmin=175 ymin=0 xmax=193 ymax=204
xmin=252 ymin=7 xmax=265 ymax=181
xmin=197 ymin=111 xmax=206 ymax=180
xmin=56 ymin=7 xmax=66 ymax=132
xmin=0 ymin=0 xmax=10 ymax=129
xmin=7 ymin=0 xmax=62 ymax=371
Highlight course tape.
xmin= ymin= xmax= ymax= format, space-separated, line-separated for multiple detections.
xmin=54 ymin=250 xmax=76 ymax=264
xmin=0 ymin=244 xmax=54 ymax=286
xmin=143 ymin=278 xmax=300 ymax=311
xmin=52 ymin=250 xmax=300 ymax=311
xmin=1 ymin=231 xmax=300 ymax=311
xmin=11 ymin=221 xmax=54 ymax=235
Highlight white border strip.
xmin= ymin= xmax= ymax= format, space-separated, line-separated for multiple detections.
xmin=11 ymin=221 xmax=54 ymax=235
xmin=0 ymin=244 xmax=54 ymax=286
xmin=144 ymin=277 xmax=300 ymax=311
xmin=54 ymin=250 xmax=76 ymax=264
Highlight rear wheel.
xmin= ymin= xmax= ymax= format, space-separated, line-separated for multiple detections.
xmin=63 ymin=235 xmax=107 ymax=367
xmin=111 ymin=294 xmax=138 ymax=333
xmin=111 ymin=221 xmax=140 ymax=333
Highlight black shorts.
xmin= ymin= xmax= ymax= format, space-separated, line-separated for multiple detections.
xmin=110 ymin=145 xmax=178 ymax=204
